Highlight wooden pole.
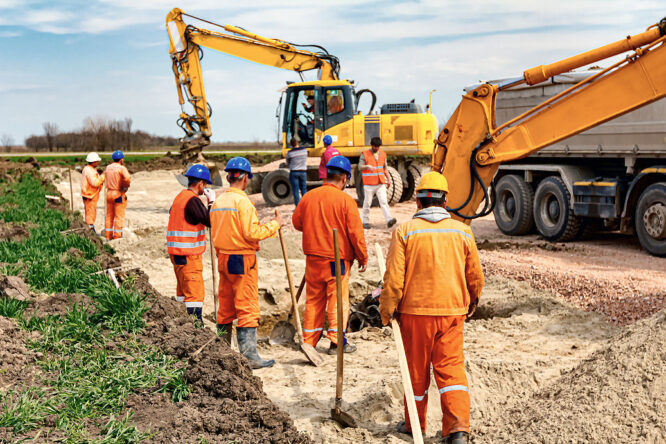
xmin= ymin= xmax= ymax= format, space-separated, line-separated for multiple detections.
xmin=208 ymin=228 xmax=218 ymax=324
xmin=68 ymin=166 xmax=74 ymax=212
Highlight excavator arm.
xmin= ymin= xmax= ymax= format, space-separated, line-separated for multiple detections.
xmin=166 ymin=8 xmax=340 ymax=160
xmin=433 ymin=18 xmax=666 ymax=221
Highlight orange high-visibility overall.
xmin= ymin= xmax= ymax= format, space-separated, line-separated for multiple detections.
xmin=292 ymin=183 xmax=368 ymax=346
xmin=81 ymin=165 xmax=104 ymax=226
xmin=380 ymin=215 xmax=484 ymax=437
xmin=211 ymin=187 xmax=279 ymax=327
xmin=167 ymin=189 xmax=207 ymax=309
xmin=104 ymin=162 xmax=131 ymax=239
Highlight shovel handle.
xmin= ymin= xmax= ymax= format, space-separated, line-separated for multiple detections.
xmin=209 ymin=228 xmax=218 ymax=321
xmin=276 ymin=210 xmax=305 ymax=342
xmin=333 ymin=229 xmax=344 ymax=400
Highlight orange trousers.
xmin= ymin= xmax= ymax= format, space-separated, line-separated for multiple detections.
xmin=302 ymin=255 xmax=351 ymax=347
xmin=105 ymin=192 xmax=127 ymax=239
xmin=83 ymin=194 xmax=99 ymax=225
xmin=217 ymin=253 xmax=259 ymax=327
xmin=170 ymin=254 xmax=204 ymax=308
xmin=399 ymin=314 xmax=469 ymax=437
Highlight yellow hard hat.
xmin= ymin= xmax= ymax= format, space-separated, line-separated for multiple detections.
xmin=416 ymin=172 xmax=449 ymax=193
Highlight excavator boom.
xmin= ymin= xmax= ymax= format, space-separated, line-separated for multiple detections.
xmin=166 ymin=8 xmax=340 ymax=160
xmin=433 ymin=18 xmax=666 ymax=221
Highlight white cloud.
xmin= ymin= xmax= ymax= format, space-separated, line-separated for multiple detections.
xmin=0 ymin=30 xmax=20 ymax=37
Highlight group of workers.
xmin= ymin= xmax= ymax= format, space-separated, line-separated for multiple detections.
xmin=79 ymin=144 xmax=484 ymax=443
xmin=80 ymin=149 xmax=131 ymax=239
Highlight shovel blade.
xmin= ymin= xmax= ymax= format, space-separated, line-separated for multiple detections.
xmin=331 ymin=408 xmax=357 ymax=428
xmin=301 ymin=343 xmax=325 ymax=367
xmin=269 ymin=321 xmax=296 ymax=346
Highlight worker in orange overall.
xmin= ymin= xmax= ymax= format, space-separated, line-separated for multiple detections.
xmin=81 ymin=152 xmax=105 ymax=235
xmin=166 ymin=164 xmax=216 ymax=326
xmin=210 ymin=157 xmax=283 ymax=369
xmin=379 ymin=172 xmax=484 ymax=444
xmin=359 ymin=136 xmax=397 ymax=229
xmin=104 ymin=150 xmax=131 ymax=240
xmin=292 ymin=156 xmax=368 ymax=355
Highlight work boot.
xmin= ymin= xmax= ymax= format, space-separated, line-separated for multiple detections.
xmin=186 ymin=307 xmax=203 ymax=328
xmin=217 ymin=323 xmax=233 ymax=345
xmin=363 ymin=223 xmax=371 ymax=229
xmin=327 ymin=341 xmax=357 ymax=355
xmin=445 ymin=431 xmax=469 ymax=444
xmin=396 ymin=421 xmax=412 ymax=436
xmin=237 ymin=327 xmax=275 ymax=369
xmin=387 ymin=218 xmax=397 ymax=228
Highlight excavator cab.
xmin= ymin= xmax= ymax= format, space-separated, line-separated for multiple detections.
xmin=282 ymin=81 xmax=355 ymax=151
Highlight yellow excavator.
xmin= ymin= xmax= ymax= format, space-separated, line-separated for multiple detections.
xmin=166 ymin=8 xmax=437 ymax=202
xmin=432 ymin=18 xmax=666 ymax=256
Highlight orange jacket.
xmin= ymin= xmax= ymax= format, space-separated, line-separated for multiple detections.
xmin=361 ymin=149 xmax=387 ymax=185
xmin=292 ymin=183 xmax=368 ymax=265
xmin=210 ymin=187 xmax=279 ymax=254
xmin=81 ymin=165 xmax=104 ymax=199
xmin=104 ymin=162 xmax=131 ymax=196
xmin=379 ymin=215 xmax=484 ymax=324
xmin=167 ymin=189 xmax=207 ymax=256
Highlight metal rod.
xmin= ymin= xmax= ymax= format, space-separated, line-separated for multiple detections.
xmin=68 ymin=166 xmax=74 ymax=212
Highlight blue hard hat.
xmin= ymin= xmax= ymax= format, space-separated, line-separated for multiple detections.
xmin=184 ymin=164 xmax=212 ymax=185
xmin=224 ymin=156 xmax=253 ymax=178
xmin=326 ymin=155 xmax=351 ymax=176
xmin=323 ymin=135 xmax=333 ymax=146
xmin=112 ymin=150 xmax=124 ymax=161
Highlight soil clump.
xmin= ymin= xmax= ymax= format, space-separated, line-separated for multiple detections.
xmin=0 ymin=223 xmax=30 ymax=242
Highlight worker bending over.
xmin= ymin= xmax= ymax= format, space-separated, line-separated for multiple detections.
xmin=104 ymin=150 xmax=131 ymax=240
xmin=318 ymin=135 xmax=340 ymax=180
xmin=379 ymin=172 xmax=484 ymax=444
xmin=81 ymin=152 xmax=105 ymax=235
xmin=359 ymin=136 xmax=397 ymax=229
xmin=211 ymin=157 xmax=283 ymax=369
xmin=293 ymin=156 xmax=368 ymax=354
xmin=166 ymin=165 xmax=215 ymax=326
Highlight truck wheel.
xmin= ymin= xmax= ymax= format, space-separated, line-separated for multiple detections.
xmin=400 ymin=164 xmax=426 ymax=202
xmin=261 ymin=169 xmax=293 ymax=207
xmin=635 ymin=182 xmax=666 ymax=256
xmin=493 ymin=175 xmax=534 ymax=236
xmin=386 ymin=166 xmax=403 ymax=205
xmin=355 ymin=166 xmax=403 ymax=206
xmin=533 ymin=176 xmax=582 ymax=241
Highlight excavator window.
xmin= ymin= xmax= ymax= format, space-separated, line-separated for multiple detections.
xmin=324 ymin=86 xmax=353 ymax=130
xmin=283 ymin=88 xmax=318 ymax=148
xmin=326 ymin=89 xmax=345 ymax=115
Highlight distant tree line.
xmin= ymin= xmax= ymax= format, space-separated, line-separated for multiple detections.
xmin=24 ymin=117 xmax=179 ymax=152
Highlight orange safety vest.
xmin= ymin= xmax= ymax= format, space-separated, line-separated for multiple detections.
xmin=166 ymin=189 xmax=207 ymax=256
xmin=361 ymin=149 xmax=387 ymax=185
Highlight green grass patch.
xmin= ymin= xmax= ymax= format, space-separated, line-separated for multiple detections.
xmin=0 ymin=171 xmax=187 ymax=441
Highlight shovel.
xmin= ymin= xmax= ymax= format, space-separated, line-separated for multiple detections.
xmin=276 ymin=210 xmax=324 ymax=367
xmin=375 ymin=243 xmax=424 ymax=444
xmin=331 ymin=228 xmax=358 ymax=428
xmin=269 ymin=273 xmax=305 ymax=345
xmin=208 ymin=227 xmax=218 ymax=326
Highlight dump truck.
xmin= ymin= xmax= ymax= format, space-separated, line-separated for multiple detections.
xmin=430 ymin=18 xmax=666 ymax=256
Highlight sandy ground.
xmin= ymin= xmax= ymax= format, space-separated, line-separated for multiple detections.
xmin=46 ymin=166 xmax=666 ymax=442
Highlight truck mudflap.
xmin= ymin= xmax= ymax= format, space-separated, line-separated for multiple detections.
xmin=573 ymin=179 xmax=629 ymax=218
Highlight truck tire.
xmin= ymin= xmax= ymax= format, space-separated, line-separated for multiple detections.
xmin=355 ymin=166 xmax=403 ymax=206
xmin=493 ymin=175 xmax=534 ymax=236
xmin=533 ymin=176 xmax=582 ymax=241
xmin=635 ymin=182 xmax=666 ymax=256
xmin=261 ymin=168 xmax=293 ymax=207
xmin=400 ymin=164 xmax=426 ymax=202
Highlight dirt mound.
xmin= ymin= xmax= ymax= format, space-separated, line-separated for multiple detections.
xmin=119 ymin=271 xmax=309 ymax=442
xmin=32 ymin=293 xmax=93 ymax=317
xmin=0 ymin=275 xmax=32 ymax=300
xmin=0 ymin=317 xmax=40 ymax=389
xmin=481 ymin=309 xmax=666 ymax=443
xmin=0 ymin=223 xmax=30 ymax=242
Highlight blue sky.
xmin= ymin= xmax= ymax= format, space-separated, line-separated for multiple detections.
xmin=1 ymin=0 xmax=663 ymax=145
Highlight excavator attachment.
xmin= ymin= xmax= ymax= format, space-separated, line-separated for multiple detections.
xmin=176 ymin=138 xmax=224 ymax=188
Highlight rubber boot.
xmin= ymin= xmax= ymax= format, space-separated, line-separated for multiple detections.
xmin=186 ymin=307 xmax=203 ymax=328
xmin=446 ymin=431 xmax=469 ymax=444
xmin=237 ymin=327 xmax=275 ymax=369
xmin=217 ymin=323 xmax=233 ymax=345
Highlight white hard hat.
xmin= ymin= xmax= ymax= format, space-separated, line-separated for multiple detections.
xmin=86 ymin=152 xmax=102 ymax=163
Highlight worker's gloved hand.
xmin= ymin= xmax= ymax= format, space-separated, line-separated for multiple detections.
xmin=97 ymin=168 xmax=103 ymax=175
xmin=274 ymin=212 xmax=285 ymax=227
xmin=466 ymin=298 xmax=479 ymax=321
xmin=358 ymin=262 xmax=367 ymax=273
xmin=203 ymin=188 xmax=216 ymax=204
